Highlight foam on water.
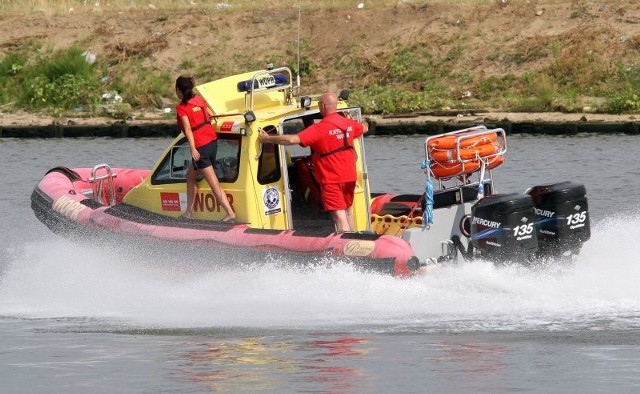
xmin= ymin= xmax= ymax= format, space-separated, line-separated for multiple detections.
xmin=2 ymin=215 xmax=640 ymax=332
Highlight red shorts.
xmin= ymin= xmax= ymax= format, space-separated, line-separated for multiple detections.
xmin=321 ymin=182 xmax=356 ymax=211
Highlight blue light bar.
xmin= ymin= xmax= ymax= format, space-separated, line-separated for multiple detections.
xmin=237 ymin=73 xmax=288 ymax=93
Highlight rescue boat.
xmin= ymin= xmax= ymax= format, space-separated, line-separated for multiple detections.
xmin=31 ymin=66 xmax=591 ymax=276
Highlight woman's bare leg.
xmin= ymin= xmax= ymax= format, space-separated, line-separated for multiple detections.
xmin=200 ymin=166 xmax=235 ymax=221
xmin=183 ymin=166 xmax=198 ymax=218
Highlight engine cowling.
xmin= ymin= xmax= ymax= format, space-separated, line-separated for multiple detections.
xmin=527 ymin=181 xmax=590 ymax=258
xmin=471 ymin=193 xmax=538 ymax=262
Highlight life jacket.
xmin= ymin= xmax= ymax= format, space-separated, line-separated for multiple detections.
xmin=190 ymin=106 xmax=211 ymax=132
xmin=316 ymin=118 xmax=354 ymax=158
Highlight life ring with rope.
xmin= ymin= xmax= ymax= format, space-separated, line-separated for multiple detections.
xmin=430 ymin=153 xmax=504 ymax=179
xmin=430 ymin=141 xmax=499 ymax=162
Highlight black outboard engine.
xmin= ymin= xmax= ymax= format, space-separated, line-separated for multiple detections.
xmin=527 ymin=181 xmax=590 ymax=258
xmin=471 ymin=193 xmax=538 ymax=262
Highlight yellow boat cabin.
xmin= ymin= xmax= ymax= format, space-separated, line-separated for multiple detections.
xmin=122 ymin=66 xmax=371 ymax=234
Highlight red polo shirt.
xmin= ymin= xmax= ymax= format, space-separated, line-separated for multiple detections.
xmin=298 ymin=112 xmax=365 ymax=184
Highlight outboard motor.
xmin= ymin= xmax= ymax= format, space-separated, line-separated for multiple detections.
xmin=527 ymin=181 xmax=590 ymax=258
xmin=471 ymin=193 xmax=538 ymax=262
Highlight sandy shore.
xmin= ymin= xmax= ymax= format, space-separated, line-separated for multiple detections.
xmin=2 ymin=110 xmax=639 ymax=129
xmin=370 ymin=111 xmax=640 ymax=126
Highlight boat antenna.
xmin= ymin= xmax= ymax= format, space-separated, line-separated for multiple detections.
xmin=296 ymin=6 xmax=301 ymax=88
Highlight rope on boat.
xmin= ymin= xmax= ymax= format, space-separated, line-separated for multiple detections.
xmin=420 ymin=159 xmax=434 ymax=227
xmin=477 ymin=158 xmax=486 ymax=200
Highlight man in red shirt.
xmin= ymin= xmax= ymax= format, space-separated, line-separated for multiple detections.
xmin=258 ymin=92 xmax=368 ymax=232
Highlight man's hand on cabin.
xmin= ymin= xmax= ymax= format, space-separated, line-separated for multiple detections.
xmin=258 ymin=128 xmax=270 ymax=143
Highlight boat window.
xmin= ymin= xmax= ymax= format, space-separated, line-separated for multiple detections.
xmin=257 ymin=125 xmax=281 ymax=185
xmin=281 ymin=118 xmax=310 ymax=157
xmin=170 ymin=140 xmax=192 ymax=179
xmin=149 ymin=138 xmax=190 ymax=184
xmin=338 ymin=107 xmax=363 ymax=123
xmin=151 ymin=134 xmax=242 ymax=185
xmin=215 ymin=134 xmax=241 ymax=183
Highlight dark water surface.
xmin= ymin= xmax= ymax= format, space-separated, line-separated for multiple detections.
xmin=2 ymin=134 xmax=640 ymax=393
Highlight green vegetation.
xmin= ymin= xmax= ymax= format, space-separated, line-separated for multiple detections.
xmin=0 ymin=44 xmax=102 ymax=115
xmin=1 ymin=32 xmax=638 ymax=117
xmin=607 ymin=65 xmax=640 ymax=113
xmin=0 ymin=42 xmax=175 ymax=118
xmin=0 ymin=0 xmax=639 ymax=117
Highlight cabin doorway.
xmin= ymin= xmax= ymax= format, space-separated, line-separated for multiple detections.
xmin=277 ymin=107 xmax=369 ymax=235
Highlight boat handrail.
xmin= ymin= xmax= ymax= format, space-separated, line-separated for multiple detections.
xmin=89 ymin=163 xmax=117 ymax=206
xmin=426 ymin=125 xmax=488 ymax=140
xmin=243 ymin=66 xmax=293 ymax=111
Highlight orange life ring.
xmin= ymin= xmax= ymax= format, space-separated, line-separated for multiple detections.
xmin=486 ymin=154 xmax=504 ymax=170
xmin=430 ymin=142 xmax=499 ymax=162
xmin=431 ymin=160 xmax=481 ymax=178
xmin=431 ymin=154 xmax=504 ymax=178
xmin=427 ymin=132 xmax=498 ymax=150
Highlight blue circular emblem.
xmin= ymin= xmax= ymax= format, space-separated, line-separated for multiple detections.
xmin=263 ymin=187 xmax=279 ymax=210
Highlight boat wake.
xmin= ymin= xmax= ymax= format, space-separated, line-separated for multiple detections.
xmin=1 ymin=215 xmax=640 ymax=333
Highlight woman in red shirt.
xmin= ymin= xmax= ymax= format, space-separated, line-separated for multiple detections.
xmin=175 ymin=76 xmax=235 ymax=222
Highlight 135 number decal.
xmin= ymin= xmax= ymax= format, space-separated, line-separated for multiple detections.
xmin=566 ymin=211 xmax=587 ymax=226
xmin=513 ymin=223 xmax=534 ymax=237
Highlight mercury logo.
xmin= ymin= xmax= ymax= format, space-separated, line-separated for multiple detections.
xmin=534 ymin=207 xmax=555 ymax=218
xmin=472 ymin=216 xmax=501 ymax=229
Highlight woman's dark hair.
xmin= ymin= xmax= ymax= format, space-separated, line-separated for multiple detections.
xmin=175 ymin=75 xmax=196 ymax=104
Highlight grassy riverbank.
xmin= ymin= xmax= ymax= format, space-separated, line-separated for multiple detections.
xmin=0 ymin=0 xmax=639 ymax=120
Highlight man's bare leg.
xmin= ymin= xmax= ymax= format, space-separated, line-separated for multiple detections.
xmin=330 ymin=209 xmax=351 ymax=232
xmin=346 ymin=205 xmax=355 ymax=231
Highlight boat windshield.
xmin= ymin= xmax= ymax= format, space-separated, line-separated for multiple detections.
xmin=151 ymin=134 xmax=242 ymax=185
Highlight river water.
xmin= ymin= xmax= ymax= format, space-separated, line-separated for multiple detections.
xmin=2 ymin=133 xmax=640 ymax=393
